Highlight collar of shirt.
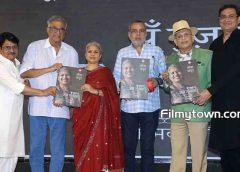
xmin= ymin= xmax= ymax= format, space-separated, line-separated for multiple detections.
xmin=44 ymin=38 xmax=68 ymax=51
xmin=177 ymin=49 xmax=192 ymax=62
xmin=44 ymin=38 xmax=69 ymax=59
xmin=0 ymin=54 xmax=20 ymax=66
xmin=130 ymin=42 xmax=148 ymax=57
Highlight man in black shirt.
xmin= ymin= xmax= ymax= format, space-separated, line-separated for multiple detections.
xmin=196 ymin=4 xmax=240 ymax=172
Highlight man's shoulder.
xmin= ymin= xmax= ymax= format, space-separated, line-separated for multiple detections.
xmin=235 ymin=29 xmax=240 ymax=36
xmin=27 ymin=39 xmax=47 ymax=49
xmin=0 ymin=60 xmax=4 ymax=66
xmin=27 ymin=39 xmax=77 ymax=53
xmin=166 ymin=53 xmax=178 ymax=63
xmin=62 ymin=42 xmax=77 ymax=52
xmin=210 ymin=35 xmax=222 ymax=47
xmin=194 ymin=48 xmax=212 ymax=55
xmin=118 ymin=45 xmax=132 ymax=52
xmin=144 ymin=43 xmax=163 ymax=51
xmin=117 ymin=43 xmax=163 ymax=55
xmin=167 ymin=52 xmax=177 ymax=58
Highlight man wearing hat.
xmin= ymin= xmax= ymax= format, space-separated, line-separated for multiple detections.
xmin=164 ymin=20 xmax=212 ymax=172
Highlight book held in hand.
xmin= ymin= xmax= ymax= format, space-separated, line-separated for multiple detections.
xmin=54 ymin=66 xmax=86 ymax=107
xmin=166 ymin=60 xmax=199 ymax=105
xmin=120 ymin=58 xmax=149 ymax=99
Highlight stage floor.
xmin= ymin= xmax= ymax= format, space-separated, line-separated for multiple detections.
xmin=16 ymin=158 xmax=222 ymax=172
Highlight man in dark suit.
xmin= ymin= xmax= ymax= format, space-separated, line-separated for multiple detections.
xmin=196 ymin=4 xmax=240 ymax=172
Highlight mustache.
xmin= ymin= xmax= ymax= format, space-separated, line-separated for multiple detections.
xmin=8 ymin=52 xmax=17 ymax=55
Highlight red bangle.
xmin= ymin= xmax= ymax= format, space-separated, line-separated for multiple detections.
xmin=146 ymin=79 xmax=155 ymax=92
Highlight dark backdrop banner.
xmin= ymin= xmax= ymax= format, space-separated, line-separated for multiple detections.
xmin=1 ymin=0 xmax=239 ymax=162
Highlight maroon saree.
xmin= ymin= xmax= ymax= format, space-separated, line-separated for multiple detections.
xmin=72 ymin=67 xmax=124 ymax=172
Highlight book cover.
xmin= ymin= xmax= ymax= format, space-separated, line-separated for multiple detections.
xmin=166 ymin=60 xmax=199 ymax=105
xmin=54 ymin=66 xmax=86 ymax=107
xmin=120 ymin=58 xmax=149 ymax=99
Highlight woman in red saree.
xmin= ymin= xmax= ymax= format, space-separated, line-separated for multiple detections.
xmin=72 ymin=41 xmax=124 ymax=172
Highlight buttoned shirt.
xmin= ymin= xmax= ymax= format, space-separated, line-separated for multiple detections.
xmin=20 ymin=38 xmax=79 ymax=119
xmin=0 ymin=54 xmax=25 ymax=156
xmin=113 ymin=42 xmax=166 ymax=113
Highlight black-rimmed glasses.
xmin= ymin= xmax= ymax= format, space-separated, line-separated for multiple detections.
xmin=48 ymin=27 xmax=66 ymax=34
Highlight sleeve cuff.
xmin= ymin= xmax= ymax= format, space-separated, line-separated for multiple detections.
xmin=14 ymin=83 xmax=25 ymax=94
xmin=207 ymin=86 xmax=216 ymax=96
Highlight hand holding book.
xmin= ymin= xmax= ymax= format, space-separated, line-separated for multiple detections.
xmin=54 ymin=66 xmax=86 ymax=107
xmin=81 ymin=84 xmax=103 ymax=96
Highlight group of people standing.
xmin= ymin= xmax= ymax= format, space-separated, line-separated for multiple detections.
xmin=0 ymin=3 xmax=240 ymax=172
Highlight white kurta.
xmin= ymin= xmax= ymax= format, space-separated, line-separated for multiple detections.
xmin=0 ymin=55 xmax=25 ymax=157
xmin=20 ymin=38 xmax=79 ymax=119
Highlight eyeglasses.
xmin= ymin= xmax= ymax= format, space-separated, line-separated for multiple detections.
xmin=175 ymin=33 xmax=192 ymax=40
xmin=219 ymin=14 xmax=238 ymax=20
xmin=2 ymin=45 xmax=18 ymax=51
xmin=48 ymin=27 xmax=66 ymax=33
xmin=130 ymin=29 xmax=146 ymax=34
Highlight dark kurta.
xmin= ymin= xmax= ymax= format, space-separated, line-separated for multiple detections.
xmin=208 ymin=29 xmax=240 ymax=151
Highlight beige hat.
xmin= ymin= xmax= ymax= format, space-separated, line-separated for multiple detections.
xmin=168 ymin=20 xmax=198 ymax=41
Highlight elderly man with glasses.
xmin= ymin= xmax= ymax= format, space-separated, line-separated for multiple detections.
xmin=113 ymin=20 xmax=166 ymax=172
xmin=164 ymin=20 xmax=212 ymax=172
xmin=20 ymin=15 xmax=79 ymax=172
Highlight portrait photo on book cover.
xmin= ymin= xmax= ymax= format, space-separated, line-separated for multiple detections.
xmin=54 ymin=66 xmax=86 ymax=107
xmin=167 ymin=60 xmax=199 ymax=105
xmin=120 ymin=58 xmax=149 ymax=99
